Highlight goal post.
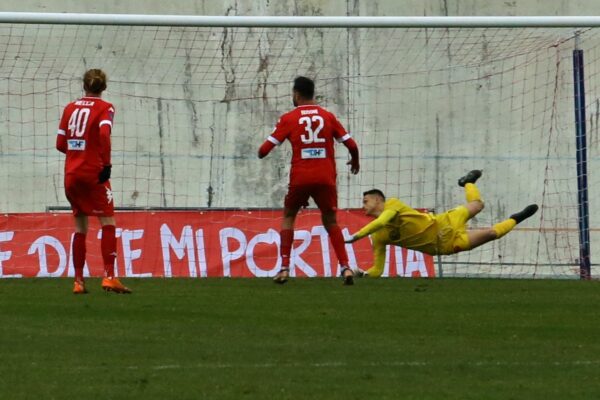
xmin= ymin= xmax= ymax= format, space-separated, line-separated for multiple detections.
xmin=0 ymin=13 xmax=597 ymax=278
xmin=572 ymin=36 xmax=591 ymax=279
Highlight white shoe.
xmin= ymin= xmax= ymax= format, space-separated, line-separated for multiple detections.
xmin=353 ymin=267 xmax=367 ymax=278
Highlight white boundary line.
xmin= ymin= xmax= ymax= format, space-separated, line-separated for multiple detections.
xmin=65 ymin=360 xmax=600 ymax=370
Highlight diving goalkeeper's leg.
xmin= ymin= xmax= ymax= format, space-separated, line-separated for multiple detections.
xmin=458 ymin=169 xmax=484 ymax=219
xmin=466 ymin=204 xmax=539 ymax=250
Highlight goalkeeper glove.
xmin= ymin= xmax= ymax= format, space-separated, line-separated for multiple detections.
xmin=98 ymin=165 xmax=112 ymax=183
xmin=345 ymin=235 xmax=358 ymax=244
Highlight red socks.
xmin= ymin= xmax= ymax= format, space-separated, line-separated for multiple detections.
xmin=279 ymin=229 xmax=294 ymax=267
xmin=101 ymin=225 xmax=117 ymax=278
xmin=72 ymin=226 xmax=117 ymax=279
xmin=72 ymin=232 xmax=86 ymax=282
xmin=326 ymin=224 xmax=349 ymax=267
xmin=280 ymin=226 xmax=350 ymax=270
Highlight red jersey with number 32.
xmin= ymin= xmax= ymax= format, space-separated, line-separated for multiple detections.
xmin=268 ymin=105 xmax=350 ymax=186
xmin=57 ymin=97 xmax=114 ymax=176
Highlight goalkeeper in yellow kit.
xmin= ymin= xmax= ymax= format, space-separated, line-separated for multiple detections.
xmin=345 ymin=170 xmax=538 ymax=277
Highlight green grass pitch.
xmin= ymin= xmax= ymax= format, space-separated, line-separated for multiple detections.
xmin=1 ymin=278 xmax=599 ymax=399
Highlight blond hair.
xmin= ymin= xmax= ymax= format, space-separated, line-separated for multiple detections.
xmin=83 ymin=69 xmax=107 ymax=94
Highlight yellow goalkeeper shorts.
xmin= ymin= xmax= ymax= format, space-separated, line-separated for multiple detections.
xmin=434 ymin=205 xmax=471 ymax=255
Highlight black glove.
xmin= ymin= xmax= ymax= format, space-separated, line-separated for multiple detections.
xmin=98 ymin=165 xmax=112 ymax=183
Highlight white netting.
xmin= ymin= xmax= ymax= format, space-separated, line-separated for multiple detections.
xmin=0 ymin=23 xmax=598 ymax=277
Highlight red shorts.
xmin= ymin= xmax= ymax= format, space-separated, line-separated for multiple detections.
xmin=284 ymin=184 xmax=338 ymax=213
xmin=64 ymin=174 xmax=114 ymax=217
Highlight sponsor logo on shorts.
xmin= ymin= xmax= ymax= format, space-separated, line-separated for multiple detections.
xmin=301 ymin=148 xmax=326 ymax=159
xmin=106 ymin=187 xmax=113 ymax=204
xmin=67 ymin=139 xmax=86 ymax=150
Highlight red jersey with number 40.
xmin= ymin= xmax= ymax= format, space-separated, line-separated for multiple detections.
xmin=57 ymin=97 xmax=114 ymax=177
xmin=268 ymin=105 xmax=351 ymax=186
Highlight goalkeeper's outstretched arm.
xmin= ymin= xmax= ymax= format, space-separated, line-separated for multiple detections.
xmin=346 ymin=209 xmax=397 ymax=243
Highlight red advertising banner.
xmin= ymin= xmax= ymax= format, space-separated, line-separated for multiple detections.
xmin=0 ymin=210 xmax=435 ymax=278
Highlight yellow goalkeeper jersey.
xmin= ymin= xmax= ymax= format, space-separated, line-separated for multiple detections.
xmin=354 ymin=198 xmax=473 ymax=277
xmin=354 ymin=198 xmax=448 ymax=277
xmin=355 ymin=198 xmax=440 ymax=255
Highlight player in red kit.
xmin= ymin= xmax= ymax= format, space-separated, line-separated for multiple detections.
xmin=258 ymin=76 xmax=360 ymax=285
xmin=56 ymin=69 xmax=131 ymax=294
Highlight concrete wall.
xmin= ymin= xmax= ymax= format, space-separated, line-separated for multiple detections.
xmin=1 ymin=1 xmax=599 ymax=276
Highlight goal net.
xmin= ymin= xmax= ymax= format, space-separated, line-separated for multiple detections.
xmin=0 ymin=19 xmax=597 ymax=278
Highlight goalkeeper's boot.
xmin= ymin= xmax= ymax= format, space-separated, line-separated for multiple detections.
xmin=509 ymin=204 xmax=539 ymax=224
xmin=458 ymin=169 xmax=482 ymax=187
xmin=101 ymin=277 xmax=132 ymax=294
xmin=341 ymin=266 xmax=354 ymax=286
xmin=73 ymin=280 xmax=88 ymax=294
xmin=273 ymin=267 xmax=289 ymax=284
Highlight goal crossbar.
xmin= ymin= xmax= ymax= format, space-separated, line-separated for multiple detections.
xmin=2 ymin=12 xmax=600 ymax=28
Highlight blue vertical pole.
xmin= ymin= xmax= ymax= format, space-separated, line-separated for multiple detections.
xmin=572 ymin=35 xmax=591 ymax=279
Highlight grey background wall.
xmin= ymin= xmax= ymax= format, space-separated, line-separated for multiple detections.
xmin=1 ymin=1 xmax=599 ymax=277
